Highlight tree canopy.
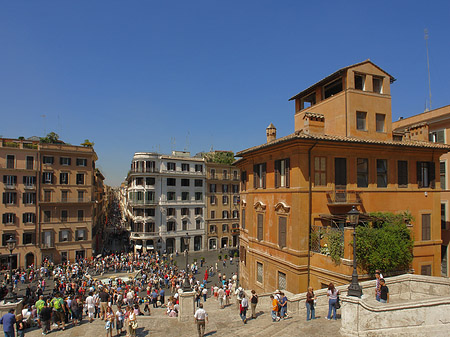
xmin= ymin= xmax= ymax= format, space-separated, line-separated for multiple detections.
xmin=81 ymin=139 xmax=95 ymax=147
xmin=40 ymin=132 xmax=61 ymax=144
xmin=203 ymin=151 xmax=235 ymax=165
xmin=355 ymin=212 xmax=414 ymax=275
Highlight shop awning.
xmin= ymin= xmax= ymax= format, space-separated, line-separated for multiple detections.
xmin=135 ymin=245 xmax=142 ymax=249
xmin=146 ymin=246 xmax=154 ymax=250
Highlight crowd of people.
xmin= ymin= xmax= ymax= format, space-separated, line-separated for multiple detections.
xmin=0 ymin=250 xmax=239 ymax=336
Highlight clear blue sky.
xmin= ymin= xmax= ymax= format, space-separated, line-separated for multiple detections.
xmin=1 ymin=1 xmax=449 ymax=186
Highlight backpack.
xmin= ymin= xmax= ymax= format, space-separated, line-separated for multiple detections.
xmin=251 ymin=294 xmax=258 ymax=304
xmin=239 ymin=290 xmax=244 ymax=298
xmin=52 ymin=297 xmax=62 ymax=311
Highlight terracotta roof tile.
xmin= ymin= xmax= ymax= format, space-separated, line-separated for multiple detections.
xmin=236 ymin=131 xmax=450 ymax=156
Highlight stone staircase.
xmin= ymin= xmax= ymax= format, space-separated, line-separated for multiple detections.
xmin=139 ymin=297 xmax=342 ymax=336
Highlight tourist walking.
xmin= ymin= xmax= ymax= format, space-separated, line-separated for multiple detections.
xmin=270 ymin=295 xmax=280 ymax=322
xmin=115 ymin=305 xmax=124 ymax=335
xmin=128 ymin=306 xmax=137 ymax=337
xmin=326 ymin=283 xmax=339 ymax=320
xmin=40 ymin=302 xmax=52 ymax=335
xmin=51 ymin=293 xmax=66 ymax=330
xmin=105 ymin=306 xmax=115 ymax=337
xmin=239 ymin=293 xmax=248 ymax=324
xmin=194 ymin=303 xmax=208 ymax=337
xmin=279 ymin=292 xmax=288 ymax=319
xmin=0 ymin=309 xmax=16 ymax=337
xmin=85 ymin=291 xmax=96 ymax=323
xmin=306 ymin=286 xmax=316 ymax=320
xmin=250 ymin=290 xmax=258 ymax=319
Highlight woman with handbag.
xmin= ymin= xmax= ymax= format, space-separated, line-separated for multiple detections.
xmin=326 ymin=283 xmax=339 ymax=320
xmin=128 ymin=306 xmax=137 ymax=337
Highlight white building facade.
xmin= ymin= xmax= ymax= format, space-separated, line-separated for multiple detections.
xmin=126 ymin=151 xmax=206 ymax=254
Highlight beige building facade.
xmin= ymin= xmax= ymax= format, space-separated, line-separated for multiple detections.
xmin=205 ymin=160 xmax=240 ymax=250
xmin=0 ymin=138 xmax=100 ymax=268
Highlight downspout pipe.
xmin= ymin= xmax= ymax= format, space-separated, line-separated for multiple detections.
xmin=307 ymin=141 xmax=318 ymax=288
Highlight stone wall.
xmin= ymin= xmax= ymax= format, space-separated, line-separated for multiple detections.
xmin=340 ymin=274 xmax=450 ymax=336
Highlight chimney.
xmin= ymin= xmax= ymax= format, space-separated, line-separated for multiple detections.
xmin=303 ymin=112 xmax=325 ymax=134
xmin=266 ymin=123 xmax=276 ymax=143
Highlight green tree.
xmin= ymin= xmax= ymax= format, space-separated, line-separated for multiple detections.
xmin=81 ymin=139 xmax=95 ymax=147
xmin=355 ymin=212 xmax=414 ymax=275
xmin=203 ymin=151 xmax=235 ymax=165
xmin=40 ymin=132 xmax=61 ymax=144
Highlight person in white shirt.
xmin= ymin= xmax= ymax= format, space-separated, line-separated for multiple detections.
xmin=85 ymin=292 xmax=96 ymax=323
xmin=194 ymin=303 xmax=208 ymax=337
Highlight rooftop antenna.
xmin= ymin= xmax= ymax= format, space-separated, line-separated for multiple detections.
xmin=41 ymin=114 xmax=46 ymax=135
xmin=424 ymin=28 xmax=432 ymax=111
xmin=184 ymin=131 xmax=190 ymax=152
xmin=171 ymin=137 xmax=176 ymax=152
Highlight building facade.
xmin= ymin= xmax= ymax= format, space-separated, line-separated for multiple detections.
xmin=0 ymin=138 xmax=100 ymax=268
xmin=235 ymin=60 xmax=449 ymax=294
xmin=126 ymin=151 xmax=206 ymax=254
xmin=205 ymin=159 xmax=240 ymax=251
xmin=392 ymin=105 xmax=450 ymax=277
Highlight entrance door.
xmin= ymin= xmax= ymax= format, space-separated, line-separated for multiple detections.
xmin=335 ymin=158 xmax=347 ymax=187
xmin=25 ymin=253 xmax=34 ymax=268
xmin=166 ymin=238 xmax=175 ymax=254
xmin=194 ymin=236 xmax=202 ymax=251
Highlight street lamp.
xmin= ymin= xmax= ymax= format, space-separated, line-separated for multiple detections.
xmin=4 ymin=236 xmax=17 ymax=303
xmin=183 ymin=233 xmax=191 ymax=292
xmin=347 ymin=206 xmax=362 ymax=297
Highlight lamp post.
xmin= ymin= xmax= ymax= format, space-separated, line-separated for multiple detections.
xmin=347 ymin=206 xmax=362 ymax=297
xmin=183 ymin=233 xmax=191 ymax=292
xmin=4 ymin=236 xmax=17 ymax=303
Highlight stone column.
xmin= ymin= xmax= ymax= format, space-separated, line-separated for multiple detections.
xmin=178 ymin=291 xmax=195 ymax=322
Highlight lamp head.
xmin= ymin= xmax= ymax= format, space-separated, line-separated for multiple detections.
xmin=6 ymin=236 xmax=16 ymax=252
xmin=347 ymin=206 xmax=360 ymax=226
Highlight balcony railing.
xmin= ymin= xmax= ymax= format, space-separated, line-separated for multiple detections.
xmin=41 ymin=197 xmax=94 ymax=203
xmin=130 ymin=232 xmax=159 ymax=239
xmin=41 ymin=242 xmax=55 ymax=249
xmin=128 ymin=200 xmax=157 ymax=206
xmin=326 ymin=189 xmax=361 ymax=205
xmin=4 ymin=184 xmax=15 ymax=190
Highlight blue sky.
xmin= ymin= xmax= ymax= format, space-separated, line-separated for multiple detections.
xmin=1 ymin=1 xmax=449 ymax=186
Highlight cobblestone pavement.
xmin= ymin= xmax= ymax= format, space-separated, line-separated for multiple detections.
xmin=23 ymin=295 xmax=341 ymax=337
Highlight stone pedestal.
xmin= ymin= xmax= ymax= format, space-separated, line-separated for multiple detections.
xmin=0 ymin=298 xmax=24 ymax=317
xmin=178 ymin=291 xmax=195 ymax=322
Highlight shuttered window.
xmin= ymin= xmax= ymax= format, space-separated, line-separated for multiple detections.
xmin=417 ymin=162 xmax=435 ymax=188
xmin=275 ymin=158 xmax=290 ymax=188
xmin=253 ymin=163 xmax=266 ymax=189
xmin=422 ymin=214 xmax=431 ymax=241
xmin=279 ymin=217 xmax=287 ymax=248
xmin=314 ymin=157 xmax=326 ymax=186
xmin=398 ymin=161 xmax=408 ymax=187
xmin=242 ymin=209 xmax=246 ymax=230
xmin=257 ymin=213 xmax=264 ymax=241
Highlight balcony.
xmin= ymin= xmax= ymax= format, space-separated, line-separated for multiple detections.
xmin=41 ymin=197 xmax=94 ymax=204
xmin=24 ymin=184 xmax=36 ymax=190
xmin=129 ymin=200 xmax=157 ymax=206
xmin=4 ymin=184 xmax=16 ymax=190
xmin=326 ymin=189 xmax=361 ymax=205
xmin=41 ymin=242 xmax=55 ymax=249
xmin=130 ymin=232 xmax=159 ymax=240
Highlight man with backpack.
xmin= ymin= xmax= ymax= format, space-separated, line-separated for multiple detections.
xmin=51 ymin=293 xmax=66 ymax=330
xmin=35 ymin=295 xmax=45 ymax=327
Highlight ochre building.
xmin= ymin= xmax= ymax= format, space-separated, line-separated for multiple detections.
xmin=1 ymin=138 xmax=101 ymax=267
xmin=235 ymin=60 xmax=449 ymax=294
xmin=393 ymin=104 xmax=450 ymax=277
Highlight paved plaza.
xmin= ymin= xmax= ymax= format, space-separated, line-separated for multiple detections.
xmin=23 ymin=294 xmax=341 ymax=337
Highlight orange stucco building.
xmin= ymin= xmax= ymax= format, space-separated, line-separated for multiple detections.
xmin=235 ymin=60 xmax=449 ymax=294
xmin=392 ymin=104 xmax=450 ymax=277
